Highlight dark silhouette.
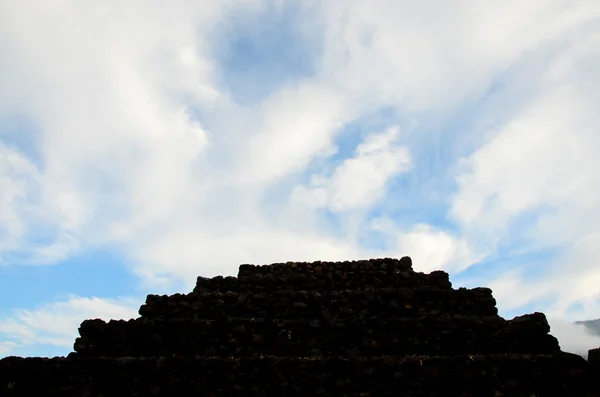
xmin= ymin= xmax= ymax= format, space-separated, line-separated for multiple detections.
xmin=2 ymin=257 xmax=600 ymax=396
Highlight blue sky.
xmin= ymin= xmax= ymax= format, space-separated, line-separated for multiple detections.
xmin=1 ymin=0 xmax=600 ymax=359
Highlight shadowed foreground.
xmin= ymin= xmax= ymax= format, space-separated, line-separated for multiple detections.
xmin=2 ymin=257 xmax=600 ymax=396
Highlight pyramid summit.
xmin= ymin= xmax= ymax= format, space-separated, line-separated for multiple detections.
xmin=2 ymin=257 xmax=600 ymax=396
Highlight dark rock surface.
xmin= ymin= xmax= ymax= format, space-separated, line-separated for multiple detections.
xmin=2 ymin=256 xmax=600 ymax=396
xmin=72 ymin=314 xmax=560 ymax=358
xmin=138 ymin=286 xmax=498 ymax=320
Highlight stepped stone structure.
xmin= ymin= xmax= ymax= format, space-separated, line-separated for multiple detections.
xmin=2 ymin=257 xmax=600 ymax=396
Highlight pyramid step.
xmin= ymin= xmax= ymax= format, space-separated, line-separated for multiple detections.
xmin=73 ymin=313 xmax=559 ymax=358
xmin=1 ymin=353 xmax=596 ymax=397
xmin=140 ymin=286 xmax=498 ymax=320
xmin=236 ymin=257 xmax=414 ymax=278
xmin=196 ymin=268 xmax=452 ymax=294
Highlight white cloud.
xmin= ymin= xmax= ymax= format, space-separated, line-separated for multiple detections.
xmin=547 ymin=317 xmax=600 ymax=359
xmin=125 ymin=222 xmax=370 ymax=292
xmin=451 ymin=85 xmax=599 ymax=241
xmin=0 ymin=295 xmax=140 ymax=356
xmin=392 ymin=225 xmax=479 ymax=274
xmin=0 ymin=141 xmax=83 ymax=264
xmin=0 ymin=1 xmax=241 ymax=264
xmin=316 ymin=0 xmax=600 ymax=114
xmin=234 ymin=84 xmax=350 ymax=186
xmin=486 ymin=270 xmax=552 ymax=314
xmin=369 ymin=219 xmax=480 ymax=274
xmin=0 ymin=341 xmax=18 ymax=357
xmin=292 ymin=127 xmax=412 ymax=212
xmin=487 ymin=235 xmax=600 ymax=321
xmin=448 ymin=26 xmax=600 ymax=319
xmin=0 ymin=143 xmax=37 ymax=252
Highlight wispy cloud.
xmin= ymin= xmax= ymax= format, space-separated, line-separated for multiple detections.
xmin=0 ymin=296 xmax=139 ymax=356
xmin=292 ymin=127 xmax=411 ymax=211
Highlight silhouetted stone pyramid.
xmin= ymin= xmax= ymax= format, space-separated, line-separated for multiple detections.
xmin=2 ymin=257 xmax=600 ymax=396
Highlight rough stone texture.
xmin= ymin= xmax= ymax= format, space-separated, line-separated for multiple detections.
xmin=1 ymin=354 xmax=596 ymax=397
xmin=2 ymin=256 xmax=600 ymax=396
xmin=590 ymin=348 xmax=600 ymax=370
xmin=73 ymin=315 xmax=560 ymax=358
xmin=138 ymin=286 xmax=498 ymax=320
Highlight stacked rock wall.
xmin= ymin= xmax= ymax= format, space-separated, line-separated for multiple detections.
xmin=2 ymin=257 xmax=600 ymax=396
xmin=72 ymin=314 xmax=560 ymax=358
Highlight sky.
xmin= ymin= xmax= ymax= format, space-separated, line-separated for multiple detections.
xmin=1 ymin=0 xmax=600 ymax=359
